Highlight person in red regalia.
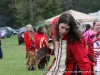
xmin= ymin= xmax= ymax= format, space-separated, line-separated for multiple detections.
xmin=34 ymin=26 xmax=48 ymax=50
xmin=34 ymin=26 xmax=49 ymax=69
xmin=46 ymin=13 xmax=92 ymax=75
xmin=24 ymin=24 xmax=36 ymax=71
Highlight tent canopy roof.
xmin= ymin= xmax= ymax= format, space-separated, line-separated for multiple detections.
xmin=45 ymin=10 xmax=98 ymax=25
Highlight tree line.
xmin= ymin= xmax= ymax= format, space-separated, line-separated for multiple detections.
xmin=0 ymin=0 xmax=100 ymax=28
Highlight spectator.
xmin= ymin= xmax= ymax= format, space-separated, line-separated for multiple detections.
xmin=33 ymin=27 xmax=36 ymax=32
xmin=0 ymin=30 xmax=3 ymax=59
xmin=85 ymin=24 xmax=92 ymax=32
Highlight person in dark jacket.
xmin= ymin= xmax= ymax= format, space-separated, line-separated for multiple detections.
xmin=0 ymin=30 xmax=3 ymax=59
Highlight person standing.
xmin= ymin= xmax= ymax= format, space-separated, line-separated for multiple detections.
xmin=46 ymin=13 xmax=92 ymax=75
xmin=83 ymin=21 xmax=100 ymax=46
xmin=0 ymin=30 xmax=3 ymax=59
xmin=24 ymin=24 xmax=36 ymax=71
xmin=34 ymin=26 xmax=48 ymax=50
xmin=83 ymin=21 xmax=100 ymax=73
xmin=85 ymin=24 xmax=92 ymax=32
xmin=34 ymin=26 xmax=49 ymax=69
xmin=93 ymin=34 xmax=100 ymax=75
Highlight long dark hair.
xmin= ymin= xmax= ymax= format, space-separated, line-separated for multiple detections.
xmin=37 ymin=26 xmax=44 ymax=34
xmin=55 ymin=13 xmax=81 ymax=43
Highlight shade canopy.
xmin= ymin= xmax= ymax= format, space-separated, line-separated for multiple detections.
xmin=45 ymin=10 xmax=98 ymax=25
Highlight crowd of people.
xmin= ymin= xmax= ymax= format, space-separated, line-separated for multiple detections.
xmin=0 ymin=11 xmax=100 ymax=75
xmin=24 ymin=24 xmax=51 ymax=71
xmin=23 ymin=12 xmax=100 ymax=75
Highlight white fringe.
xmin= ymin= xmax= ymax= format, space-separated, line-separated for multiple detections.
xmin=46 ymin=39 xmax=67 ymax=75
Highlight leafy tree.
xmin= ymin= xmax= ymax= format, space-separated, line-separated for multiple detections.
xmin=14 ymin=0 xmax=62 ymax=27
xmin=0 ymin=15 xmax=7 ymax=27
xmin=0 ymin=0 xmax=17 ymax=28
xmin=0 ymin=0 xmax=100 ymax=28
xmin=91 ymin=0 xmax=100 ymax=12
xmin=40 ymin=0 xmax=62 ymax=19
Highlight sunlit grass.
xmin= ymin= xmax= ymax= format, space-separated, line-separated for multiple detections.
xmin=0 ymin=35 xmax=54 ymax=75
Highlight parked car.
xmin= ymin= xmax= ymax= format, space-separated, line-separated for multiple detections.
xmin=18 ymin=27 xmax=26 ymax=45
xmin=0 ymin=29 xmax=12 ymax=38
xmin=0 ymin=27 xmax=17 ymax=35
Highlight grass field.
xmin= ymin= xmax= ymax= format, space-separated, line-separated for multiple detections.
xmin=0 ymin=35 xmax=54 ymax=75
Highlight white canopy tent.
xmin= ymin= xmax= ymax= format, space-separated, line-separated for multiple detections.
xmin=45 ymin=10 xmax=98 ymax=25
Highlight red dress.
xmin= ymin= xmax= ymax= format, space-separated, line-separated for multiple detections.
xmin=24 ymin=31 xmax=35 ymax=52
xmin=34 ymin=32 xmax=48 ymax=50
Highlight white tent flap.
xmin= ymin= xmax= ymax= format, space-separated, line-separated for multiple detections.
xmin=45 ymin=10 xmax=98 ymax=25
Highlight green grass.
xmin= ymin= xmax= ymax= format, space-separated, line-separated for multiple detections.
xmin=0 ymin=35 xmax=54 ymax=75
